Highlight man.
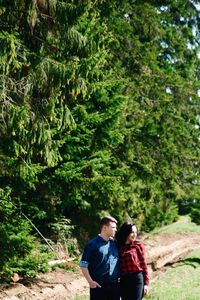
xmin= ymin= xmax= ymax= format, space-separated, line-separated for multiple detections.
xmin=80 ymin=216 xmax=120 ymax=300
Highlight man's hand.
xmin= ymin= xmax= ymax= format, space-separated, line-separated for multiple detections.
xmin=80 ymin=267 xmax=101 ymax=289
xmin=88 ymin=280 xmax=101 ymax=288
xmin=144 ymin=285 xmax=149 ymax=296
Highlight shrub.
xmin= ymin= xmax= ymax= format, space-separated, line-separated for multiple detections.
xmin=0 ymin=188 xmax=51 ymax=282
xmin=190 ymin=201 xmax=200 ymax=225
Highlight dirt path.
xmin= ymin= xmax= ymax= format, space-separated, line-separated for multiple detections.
xmin=1 ymin=232 xmax=200 ymax=300
xmin=145 ymin=232 xmax=200 ymax=281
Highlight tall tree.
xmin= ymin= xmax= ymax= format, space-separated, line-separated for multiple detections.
xmin=98 ymin=0 xmax=200 ymax=230
xmin=0 ymin=0 xmax=199 ymax=279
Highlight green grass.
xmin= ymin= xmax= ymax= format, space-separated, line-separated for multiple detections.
xmin=150 ymin=215 xmax=200 ymax=235
xmin=146 ymin=216 xmax=200 ymax=299
xmin=146 ymin=249 xmax=200 ymax=300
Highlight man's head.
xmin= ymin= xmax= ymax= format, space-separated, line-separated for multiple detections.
xmin=100 ymin=216 xmax=117 ymax=239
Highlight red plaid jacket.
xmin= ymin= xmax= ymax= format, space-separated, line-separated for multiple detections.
xmin=119 ymin=240 xmax=149 ymax=285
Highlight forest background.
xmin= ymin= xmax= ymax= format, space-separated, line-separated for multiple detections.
xmin=0 ymin=0 xmax=199 ymax=281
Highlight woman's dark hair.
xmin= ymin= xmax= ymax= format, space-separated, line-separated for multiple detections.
xmin=115 ymin=222 xmax=137 ymax=247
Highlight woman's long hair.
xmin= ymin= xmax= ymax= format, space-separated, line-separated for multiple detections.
xmin=115 ymin=222 xmax=137 ymax=247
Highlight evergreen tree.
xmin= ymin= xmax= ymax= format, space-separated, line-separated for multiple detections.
xmin=0 ymin=0 xmax=199 ymax=279
xmin=100 ymin=0 xmax=200 ymax=230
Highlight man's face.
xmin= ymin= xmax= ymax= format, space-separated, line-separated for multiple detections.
xmin=104 ymin=221 xmax=117 ymax=238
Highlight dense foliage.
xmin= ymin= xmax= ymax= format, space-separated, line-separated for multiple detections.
xmin=0 ymin=0 xmax=199 ymax=279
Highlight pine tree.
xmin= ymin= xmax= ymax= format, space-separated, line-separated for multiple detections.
xmin=0 ymin=0 xmax=199 ymax=280
xmin=99 ymin=0 xmax=200 ymax=230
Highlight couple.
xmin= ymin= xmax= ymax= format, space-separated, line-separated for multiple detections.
xmin=80 ymin=216 xmax=149 ymax=300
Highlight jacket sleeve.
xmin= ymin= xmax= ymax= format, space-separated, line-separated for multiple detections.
xmin=136 ymin=242 xmax=149 ymax=285
xmin=79 ymin=241 xmax=92 ymax=268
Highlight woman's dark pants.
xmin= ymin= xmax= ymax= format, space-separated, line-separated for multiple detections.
xmin=120 ymin=272 xmax=144 ymax=300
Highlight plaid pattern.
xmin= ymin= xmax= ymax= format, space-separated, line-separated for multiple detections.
xmin=119 ymin=241 xmax=149 ymax=285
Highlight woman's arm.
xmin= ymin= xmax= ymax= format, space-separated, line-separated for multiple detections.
xmin=136 ymin=242 xmax=150 ymax=290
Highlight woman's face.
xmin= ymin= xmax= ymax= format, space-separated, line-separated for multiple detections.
xmin=126 ymin=225 xmax=137 ymax=244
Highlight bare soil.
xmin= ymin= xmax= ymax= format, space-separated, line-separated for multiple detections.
xmin=1 ymin=232 xmax=200 ymax=300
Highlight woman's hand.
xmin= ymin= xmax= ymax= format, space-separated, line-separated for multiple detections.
xmin=144 ymin=285 xmax=149 ymax=296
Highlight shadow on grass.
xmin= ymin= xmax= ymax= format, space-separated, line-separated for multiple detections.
xmin=178 ymin=257 xmax=200 ymax=268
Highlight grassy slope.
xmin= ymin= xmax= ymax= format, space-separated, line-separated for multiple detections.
xmin=150 ymin=215 xmax=200 ymax=235
xmin=146 ymin=249 xmax=200 ymax=300
xmin=73 ymin=216 xmax=200 ymax=300
xmin=146 ymin=216 xmax=200 ymax=300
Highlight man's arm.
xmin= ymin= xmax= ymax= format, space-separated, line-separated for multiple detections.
xmin=80 ymin=267 xmax=101 ymax=288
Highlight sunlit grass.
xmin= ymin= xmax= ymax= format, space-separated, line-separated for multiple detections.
xmin=150 ymin=215 xmax=200 ymax=235
xmin=73 ymin=296 xmax=89 ymax=300
xmin=146 ymin=249 xmax=200 ymax=300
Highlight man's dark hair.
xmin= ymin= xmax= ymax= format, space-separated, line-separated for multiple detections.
xmin=100 ymin=216 xmax=117 ymax=230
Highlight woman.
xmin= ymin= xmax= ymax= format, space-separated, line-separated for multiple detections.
xmin=116 ymin=222 xmax=149 ymax=300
